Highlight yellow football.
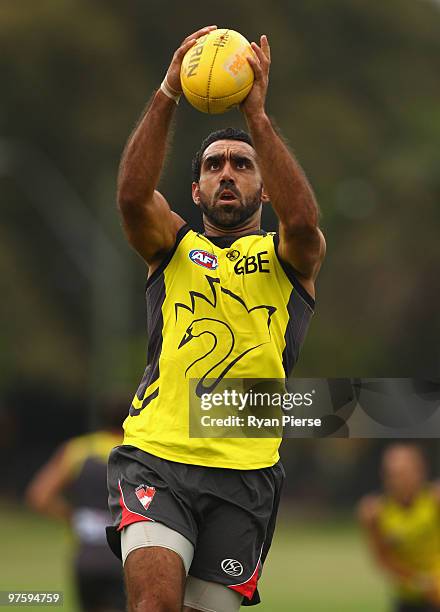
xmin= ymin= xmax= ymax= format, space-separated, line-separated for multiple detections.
xmin=180 ymin=28 xmax=254 ymax=114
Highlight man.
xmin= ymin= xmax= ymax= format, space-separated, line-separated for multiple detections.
xmin=358 ymin=444 xmax=440 ymax=612
xmin=26 ymin=405 xmax=125 ymax=612
xmin=106 ymin=25 xmax=325 ymax=611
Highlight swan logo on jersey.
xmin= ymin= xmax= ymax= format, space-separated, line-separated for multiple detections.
xmin=221 ymin=558 xmax=244 ymax=576
xmin=135 ymin=484 xmax=156 ymax=510
xmin=175 ymin=275 xmax=277 ymax=398
xmin=189 ymin=249 xmax=218 ymax=270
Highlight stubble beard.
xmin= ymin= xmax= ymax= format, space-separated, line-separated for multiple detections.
xmin=198 ymin=187 xmax=263 ymax=229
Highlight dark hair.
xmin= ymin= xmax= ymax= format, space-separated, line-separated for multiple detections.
xmin=191 ymin=127 xmax=254 ymax=182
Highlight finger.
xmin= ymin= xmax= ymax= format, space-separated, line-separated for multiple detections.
xmin=251 ymin=41 xmax=269 ymax=65
xmin=183 ymin=25 xmax=217 ymax=44
xmin=246 ymin=53 xmax=263 ymax=80
xmin=175 ymin=37 xmax=198 ymax=59
xmin=261 ymin=34 xmax=271 ymax=62
xmin=250 ymin=42 xmax=267 ymax=68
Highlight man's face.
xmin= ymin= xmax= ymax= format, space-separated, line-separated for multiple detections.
xmin=192 ymin=139 xmax=268 ymax=228
xmin=382 ymin=446 xmax=426 ymax=503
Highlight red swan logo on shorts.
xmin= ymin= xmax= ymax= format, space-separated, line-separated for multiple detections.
xmin=189 ymin=249 xmax=218 ymax=270
xmin=135 ymin=484 xmax=156 ymax=510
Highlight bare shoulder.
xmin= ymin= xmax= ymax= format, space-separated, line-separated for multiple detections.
xmin=357 ymin=494 xmax=383 ymax=527
xmin=120 ymin=187 xmax=187 ymax=265
xmin=277 ymin=224 xmax=326 ymax=299
xmin=152 ymin=190 xmax=186 ymax=233
xmin=146 ymin=196 xmax=187 ymax=277
xmin=278 ymin=227 xmax=327 ymax=298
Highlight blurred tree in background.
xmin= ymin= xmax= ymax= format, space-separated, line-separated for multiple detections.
xmin=1 ymin=0 xmax=439 ymax=492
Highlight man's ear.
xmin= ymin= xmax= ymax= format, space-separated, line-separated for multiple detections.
xmin=192 ymin=182 xmax=201 ymax=205
xmin=261 ymin=185 xmax=270 ymax=203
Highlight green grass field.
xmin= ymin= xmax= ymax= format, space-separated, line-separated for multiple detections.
xmin=0 ymin=502 xmax=390 ymax=611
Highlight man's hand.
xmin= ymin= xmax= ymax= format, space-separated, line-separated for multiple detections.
xmin=165 ymin=25 xmax=217 ymax=94
xmin=241 ymin=35 xmax=271 ymax=117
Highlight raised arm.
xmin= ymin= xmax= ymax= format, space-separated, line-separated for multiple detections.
xmin=25 ymin=442 xmax=73 ymax=521
xmin=117 ymin=26 xmax=217 ymax=266
xmin=242 ymin=36 xmax=325 ymax=293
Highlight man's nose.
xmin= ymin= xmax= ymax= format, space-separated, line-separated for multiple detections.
xmin=219 ymin=161 xmax=235 ymax=183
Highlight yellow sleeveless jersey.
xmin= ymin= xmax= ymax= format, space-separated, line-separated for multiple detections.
xmin=123 ymin=225 xmax=315 ymax=469
xmin=378 ymin=488 xmax=440 ymax=599
xmin=63 ymin=431 xmax=122 ymax=477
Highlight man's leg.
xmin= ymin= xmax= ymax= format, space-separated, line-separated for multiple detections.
xmin=181 ymin=461 xmax=285 ymax=610
xmin=126 ymin=559 xmax=241 ymax=612
xmin=124 ymin=546 xmax=185 ymax=612
xmin=122 ymin=521 xmax=195 ymax=612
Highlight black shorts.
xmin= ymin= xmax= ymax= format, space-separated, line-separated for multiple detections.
xmin=106 ymin=445 xmax=285 ymax=606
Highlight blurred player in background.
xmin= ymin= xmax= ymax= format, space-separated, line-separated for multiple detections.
xmin=358 ymin=443 xmax=440 ymax=612
xmin=106 ymin=23 xmax=325 ymax=612
xmin=26 ymin=401 xmax=125 ymax=612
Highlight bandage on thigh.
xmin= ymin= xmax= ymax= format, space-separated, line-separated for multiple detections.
xmin=184 ymin=576 xmax=242 ymax=612
xmin=121 ymin=521 xmax=194 ymax=574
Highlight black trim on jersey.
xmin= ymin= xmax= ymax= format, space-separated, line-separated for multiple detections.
xmin=281 ymin=291 xmax=313 ymax=377
xmin=272 ymin=234 xmax=315 ymax=310
xmin=129 ymin=274 xmax=166 ymax=417
xmin=138 ymin=224 xmax=191 ymax=413
xmin=146 ymin=223 xmax=191 ymax=288
xmin=130 ymin=387 xmax=160 ymax=417
xmin=141 ymin=387 xmax=159 ymax=408
xmin=200 ymin=229 xmax=267 ymax=250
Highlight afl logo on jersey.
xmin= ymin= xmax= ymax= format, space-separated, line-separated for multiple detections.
xmin=189 ymin=249 xmax=218 ymax=270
